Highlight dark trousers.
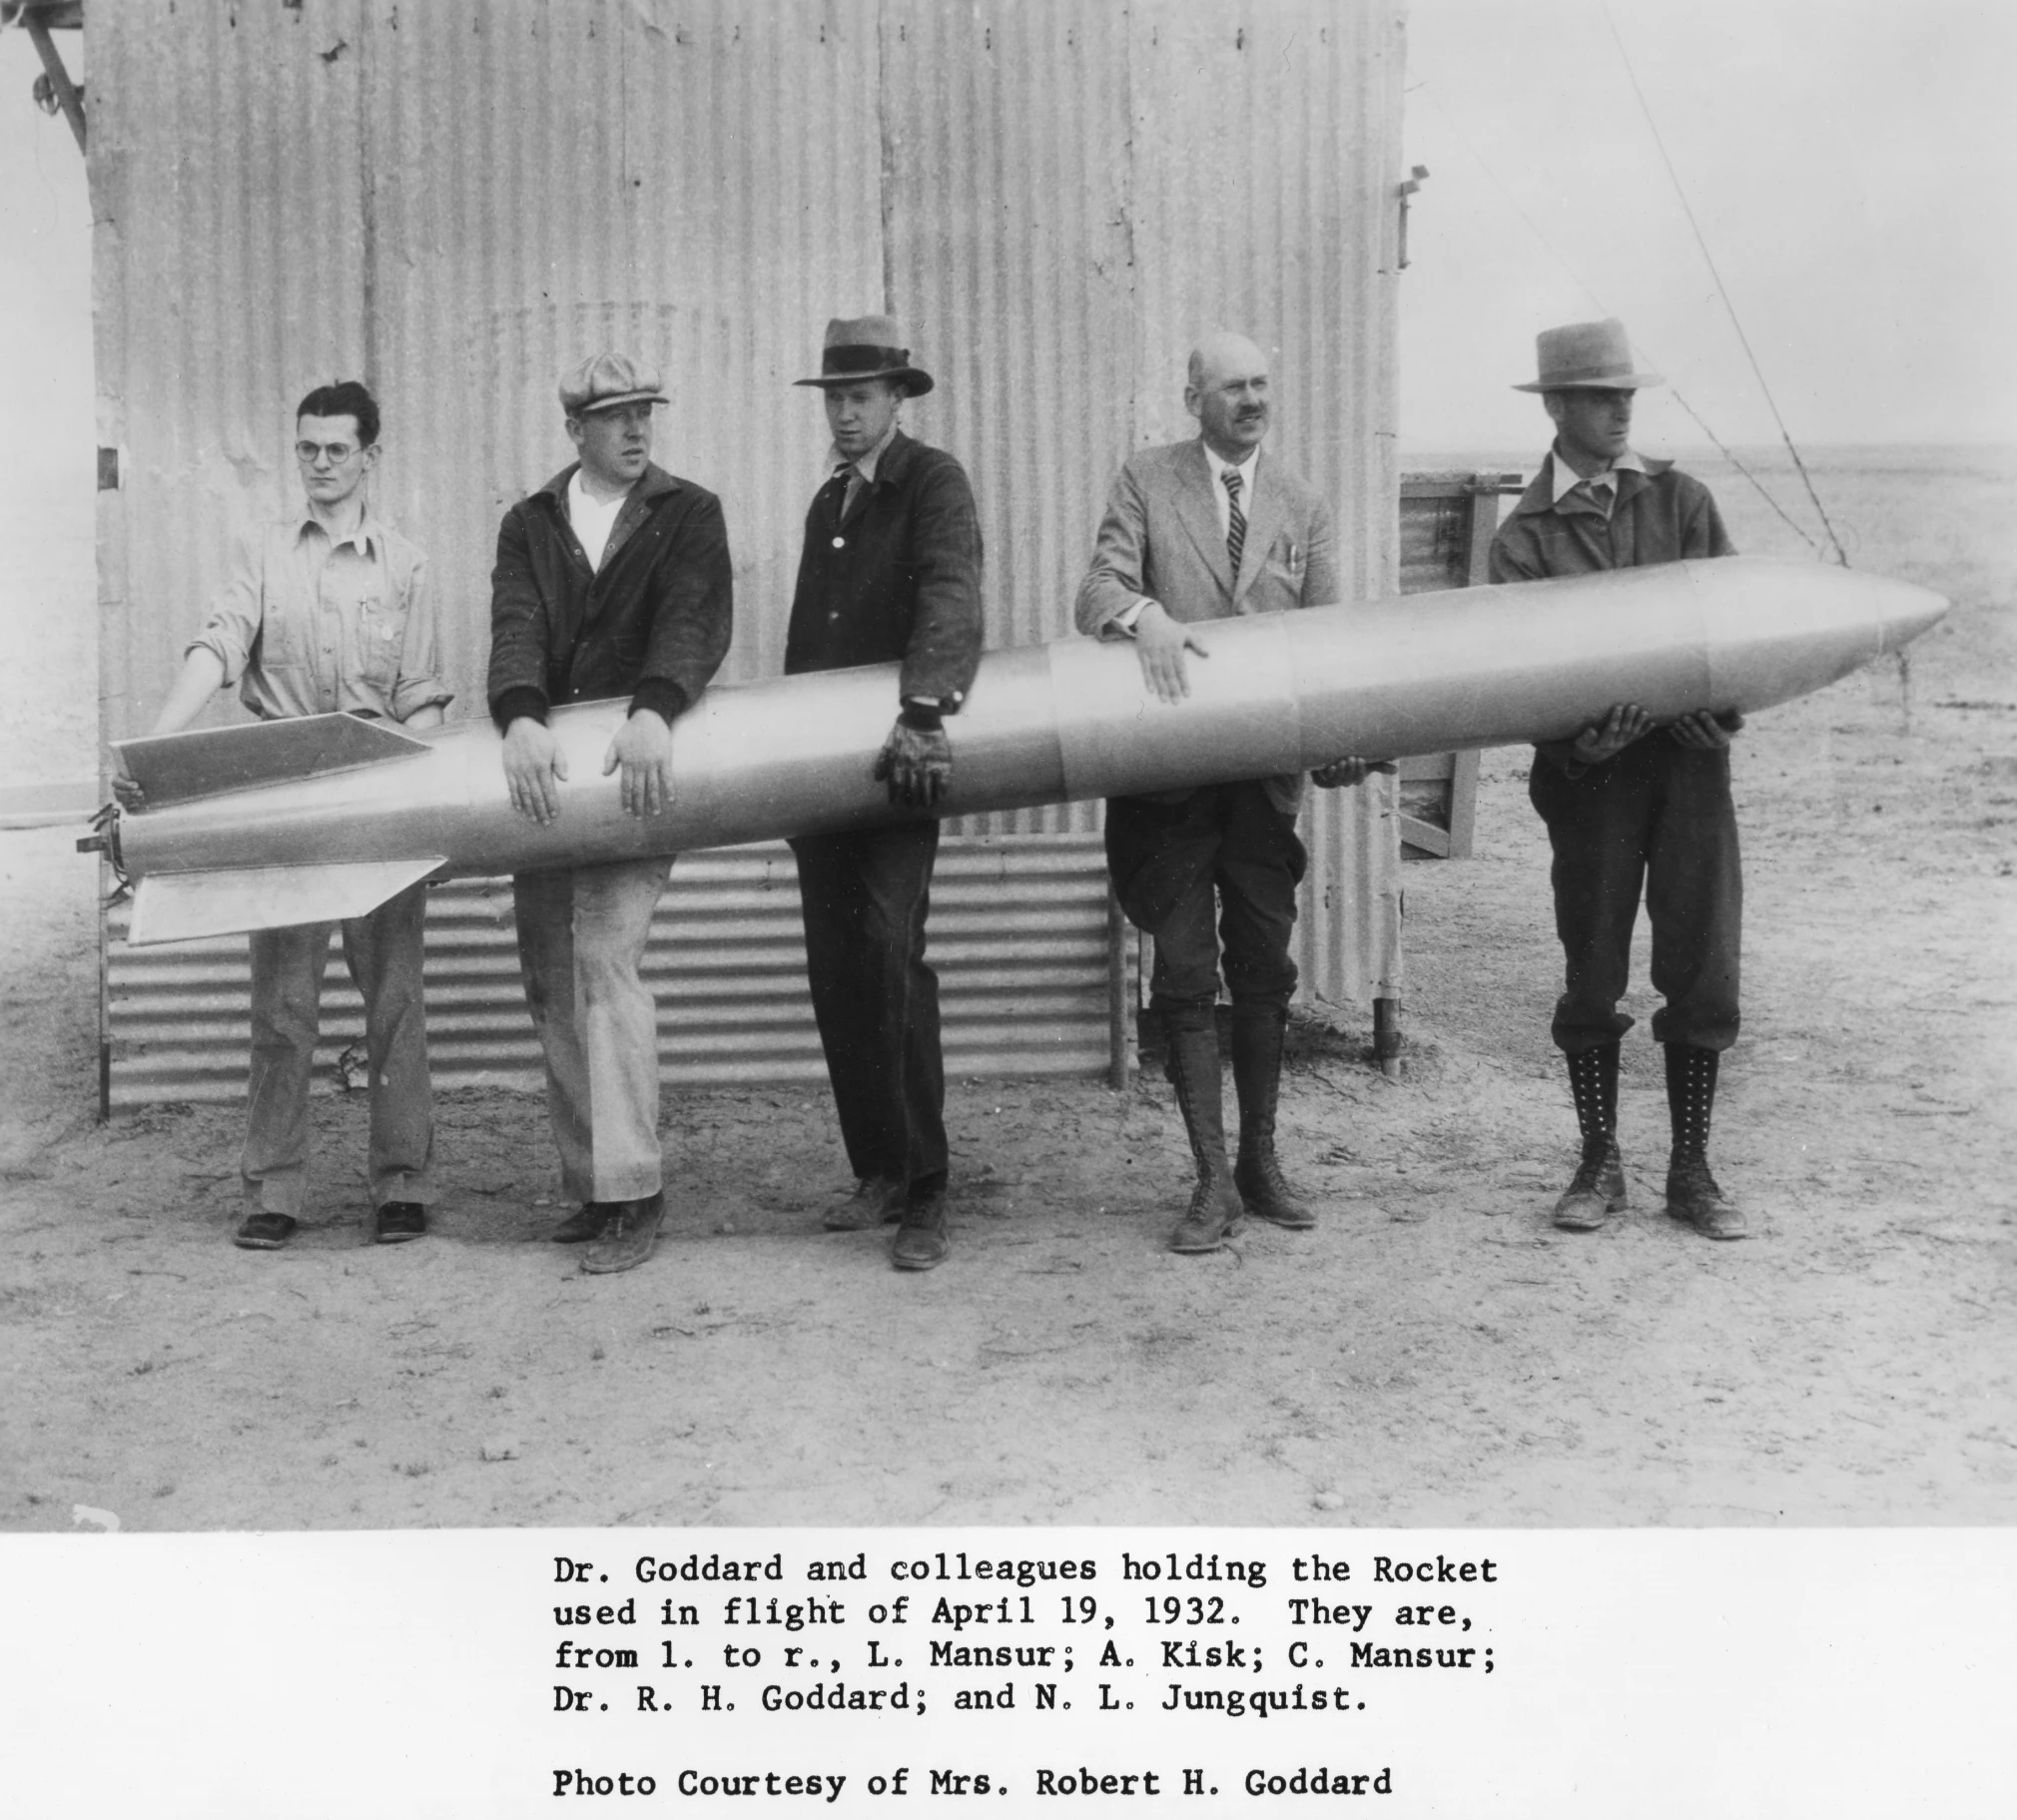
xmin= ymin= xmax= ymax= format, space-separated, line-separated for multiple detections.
xmin=1105 ymin=781 xmax=1306 ymax=1015
xmin=1528 ymin=738 xmax=1742 ymax=1055
xmin=790 ymin=821 xmax=949 ymax=1189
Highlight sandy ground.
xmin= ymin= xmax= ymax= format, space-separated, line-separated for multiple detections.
xmin=2 ymin=451 xmax=2013 ymax=1530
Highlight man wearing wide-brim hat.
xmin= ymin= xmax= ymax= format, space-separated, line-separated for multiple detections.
xmin=783 ymin=313 xmax=984 ymax=1271
xmin=1489 ymin=317 xmax=1749 ymax=1241
xmin=487 ymin=349 xmax=733 ymax=1274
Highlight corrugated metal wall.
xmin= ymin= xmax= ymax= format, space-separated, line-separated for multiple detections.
xmin=89 ymin=0 xmax=1407 ymax=1096
xmin=106 ymin=837 xmax=1122 ymax=1106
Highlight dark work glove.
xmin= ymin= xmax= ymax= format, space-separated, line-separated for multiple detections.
xmin=873 ymin=719 xmax=953 ymax=810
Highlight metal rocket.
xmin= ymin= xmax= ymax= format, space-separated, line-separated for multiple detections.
xmin=92 ymin=556 xmax=1947 ymax=945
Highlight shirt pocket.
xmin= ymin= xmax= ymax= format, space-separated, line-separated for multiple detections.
xmin=354 ymin=590 xmax=408 ymax=691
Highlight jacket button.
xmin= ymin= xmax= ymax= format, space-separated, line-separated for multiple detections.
xmin=832 ymin=536 xmax=845 ymax=549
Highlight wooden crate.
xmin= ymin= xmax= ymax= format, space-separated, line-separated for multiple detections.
xmin=1395 ymin=471 xmax=1525 ymax=857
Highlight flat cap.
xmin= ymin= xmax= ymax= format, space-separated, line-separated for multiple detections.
xmin=559 ymin=350 xmax=669 ymax=415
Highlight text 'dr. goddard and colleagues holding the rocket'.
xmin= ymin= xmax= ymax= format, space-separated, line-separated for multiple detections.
xmin=94 ymin=313 xmax=1946 ymax=1270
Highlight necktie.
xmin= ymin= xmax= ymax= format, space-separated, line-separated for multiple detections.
xmin=830 ymin=462 xmax=855 ymax=521
xmin=1582 ymin=474 xmax=1616 ymax=518
xmin=1224 ymin=468 xmax=1246 ymax=578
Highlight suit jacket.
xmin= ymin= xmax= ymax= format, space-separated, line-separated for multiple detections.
xmin=1075 ymin=437 xmax=1339 ymax=813
xmin=784 ymin=429 xmax=984 ymax=709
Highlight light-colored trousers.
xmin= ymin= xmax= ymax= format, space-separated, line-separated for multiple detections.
xmin=242 ymin=882 xmax=435 ymax=1216
xmin=511 ymin=856 xmax=673 ymax=1205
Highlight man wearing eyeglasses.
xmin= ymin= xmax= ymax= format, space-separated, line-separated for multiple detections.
xmin=116 ymin=380 xmax=451 ymax=1251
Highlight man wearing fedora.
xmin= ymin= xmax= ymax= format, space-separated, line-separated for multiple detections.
xmin=1489 ymin=316 xmax=1747 ymax=1241
xmin=785 ymin=314 xmax=984 ymax=1271
xmin=488 ymin=350 xmax=733 ymax=1273
xmin=1076 ymin=330 xmax=1385 ymax=1257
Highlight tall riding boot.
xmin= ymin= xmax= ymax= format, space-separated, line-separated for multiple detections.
xmin=1553 ymin=1041 xmax=1626 ymax=1231
xmin=1162 ymin=1008 xmax=1243 ymax=1254
xmin=1229 ymin=1008 xmax=1315 ymax=1229
xmin=1664 ymin=1044 xmax=1747 ymax=1239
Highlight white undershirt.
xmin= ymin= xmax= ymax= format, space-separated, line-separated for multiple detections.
xmin=568 ymin=471 xmax=626 ymax=572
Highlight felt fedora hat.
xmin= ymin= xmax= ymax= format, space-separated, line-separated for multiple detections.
xmin=794 ymin=314 xmax=935 ymax=396
xmin=1513 ymin=318 xmax=1663 ymax=392
xmin=558 ymin=350 xmax=669 ymax=415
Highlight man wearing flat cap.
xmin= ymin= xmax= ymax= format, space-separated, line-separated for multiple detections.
xmin=488 ymin=350 xmax=733 ymax=1273
xmin=1489 ymin=317 xmax=1748 ymax=1241
xmin=785 ymin=313 xmax=984 ymax=1271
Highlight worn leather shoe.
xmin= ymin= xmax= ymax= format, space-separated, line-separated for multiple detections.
xmin=233 ymin=1211 xmax=297 ymax=1251
xmin=1234 ymin=1144 xmax=1316 ymax=1230
xmin=825 ymin=1176 xmax=908 ymax=1232
xmin=891 ymin=1191 xmax=949 ymax=1271
xmin=549 ymin=1202 xmax=619 ymax=1244
xmin=580 ymin=1192 xmax=666 ymax=1274
xmin=1666 ymin=1151 xmax=1747 ymax=1240
xmin=1552 ymin=1138 xmax=1627 ymax=1232
xmin=1169 ymin=1169 xmax=1243 ymax=1254
xmin=373 ymin=1201 xmax=427 ymax=1244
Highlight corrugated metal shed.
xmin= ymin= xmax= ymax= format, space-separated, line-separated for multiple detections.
xmin=88 ymin=0 xmax=1407 ymax=1099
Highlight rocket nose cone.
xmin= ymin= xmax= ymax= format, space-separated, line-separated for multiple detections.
xmin=1868 ymin=572 xmax=1950 ymax=652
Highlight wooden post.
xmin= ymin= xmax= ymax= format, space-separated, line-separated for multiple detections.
xmin=1105 ymin=889 xmax=1132 ymax=1090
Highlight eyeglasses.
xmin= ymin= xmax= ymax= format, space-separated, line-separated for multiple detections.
xmin=295 ymin=440 xmax=363 ymax=465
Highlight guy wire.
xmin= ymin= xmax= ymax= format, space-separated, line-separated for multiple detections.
xmin=1600 ymin=1 xmax=1850 ymax=564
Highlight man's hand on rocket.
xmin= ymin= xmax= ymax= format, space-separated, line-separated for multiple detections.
xmin=503 ymin=716 xmax=570 ymax=825
xmin=874 ymin=719 xmax=953 ymax=810
xmin=1312 ymin=757 xmax=1398 ymax=789
xmin=605 ymin=708 xmax=676 ymax=818
xmin=1132 ymin=600 xmax=1211 ymax=704
xmin=1667 ymin=708 xmax=1744 ymax=750
xmin=111 ymin=768 xmax=146 ymax=813
xmin=1572 ymin=703 xmax=1654 ymax=767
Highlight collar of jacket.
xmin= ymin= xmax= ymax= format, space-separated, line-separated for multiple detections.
xmin=1506 ymin=449 xmax=1674 ymax=523
xmin=853 ymin=428 xmax=923 ymax=496
xmin=530 ymin=461 xmax=682 ymax=511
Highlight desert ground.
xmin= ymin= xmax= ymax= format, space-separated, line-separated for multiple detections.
xmin=2 ymin=446 xmax=2012 ymax=1529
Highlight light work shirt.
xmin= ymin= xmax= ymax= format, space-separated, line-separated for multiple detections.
xmin=188 ymin=511 xmax=452 ymax=723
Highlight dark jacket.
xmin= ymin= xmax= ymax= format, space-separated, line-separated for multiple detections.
xmin=784 ymin=430 xmax=984 ymax=708
xmin=487 ymin=462 xmax=732 ymax=729
xmin=1487 ymin=452 xmax=1733 ymax=583
xmin=1489 ymin=451 xmax=1736 ymax=775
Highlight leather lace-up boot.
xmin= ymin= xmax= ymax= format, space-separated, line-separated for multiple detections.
xmin=1162 ymin=1008 xmax=1243 ymax=1254
xmin=1664 ymin=1044 xmax=1747 ymax=1239
xmin=1553 ymin=1041 xmax=1626 ymax=1232
xmin=1229 ymin=1008 xmax=1315 ymax=1230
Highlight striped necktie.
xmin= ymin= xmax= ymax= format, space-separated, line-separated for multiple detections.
xmin=1223 ymin=467 xmax=1246 ymax=577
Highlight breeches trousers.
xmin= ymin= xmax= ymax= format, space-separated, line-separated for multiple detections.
xmin=1529 ymin=739 xmax=1742 ymax=1054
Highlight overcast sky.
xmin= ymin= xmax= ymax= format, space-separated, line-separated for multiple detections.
xmin=1401 ymin=0 xmax=2017 ymax=450
xmin=2 ymin=2 xmax=2012 ymax=479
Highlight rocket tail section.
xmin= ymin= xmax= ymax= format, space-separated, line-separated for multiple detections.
xmin=113 ymin=712 xmax=432 ymax=809
xmin=124 ymin=857 xmax=445 ymax=946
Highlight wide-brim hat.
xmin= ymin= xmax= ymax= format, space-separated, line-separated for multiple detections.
xmin=559 ymin=350 xmax=669 ymax=415
xmin=794 ymin=314 xmax=934 ymax=396
xmin=1513 ymin=317 xmax=1663 ymax=392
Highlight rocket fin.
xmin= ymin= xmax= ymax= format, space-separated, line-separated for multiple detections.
xmin=115 ymin=713 xmax=431 ymax=809
xmin=124 ymin=857 xmax=445 ymax=946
